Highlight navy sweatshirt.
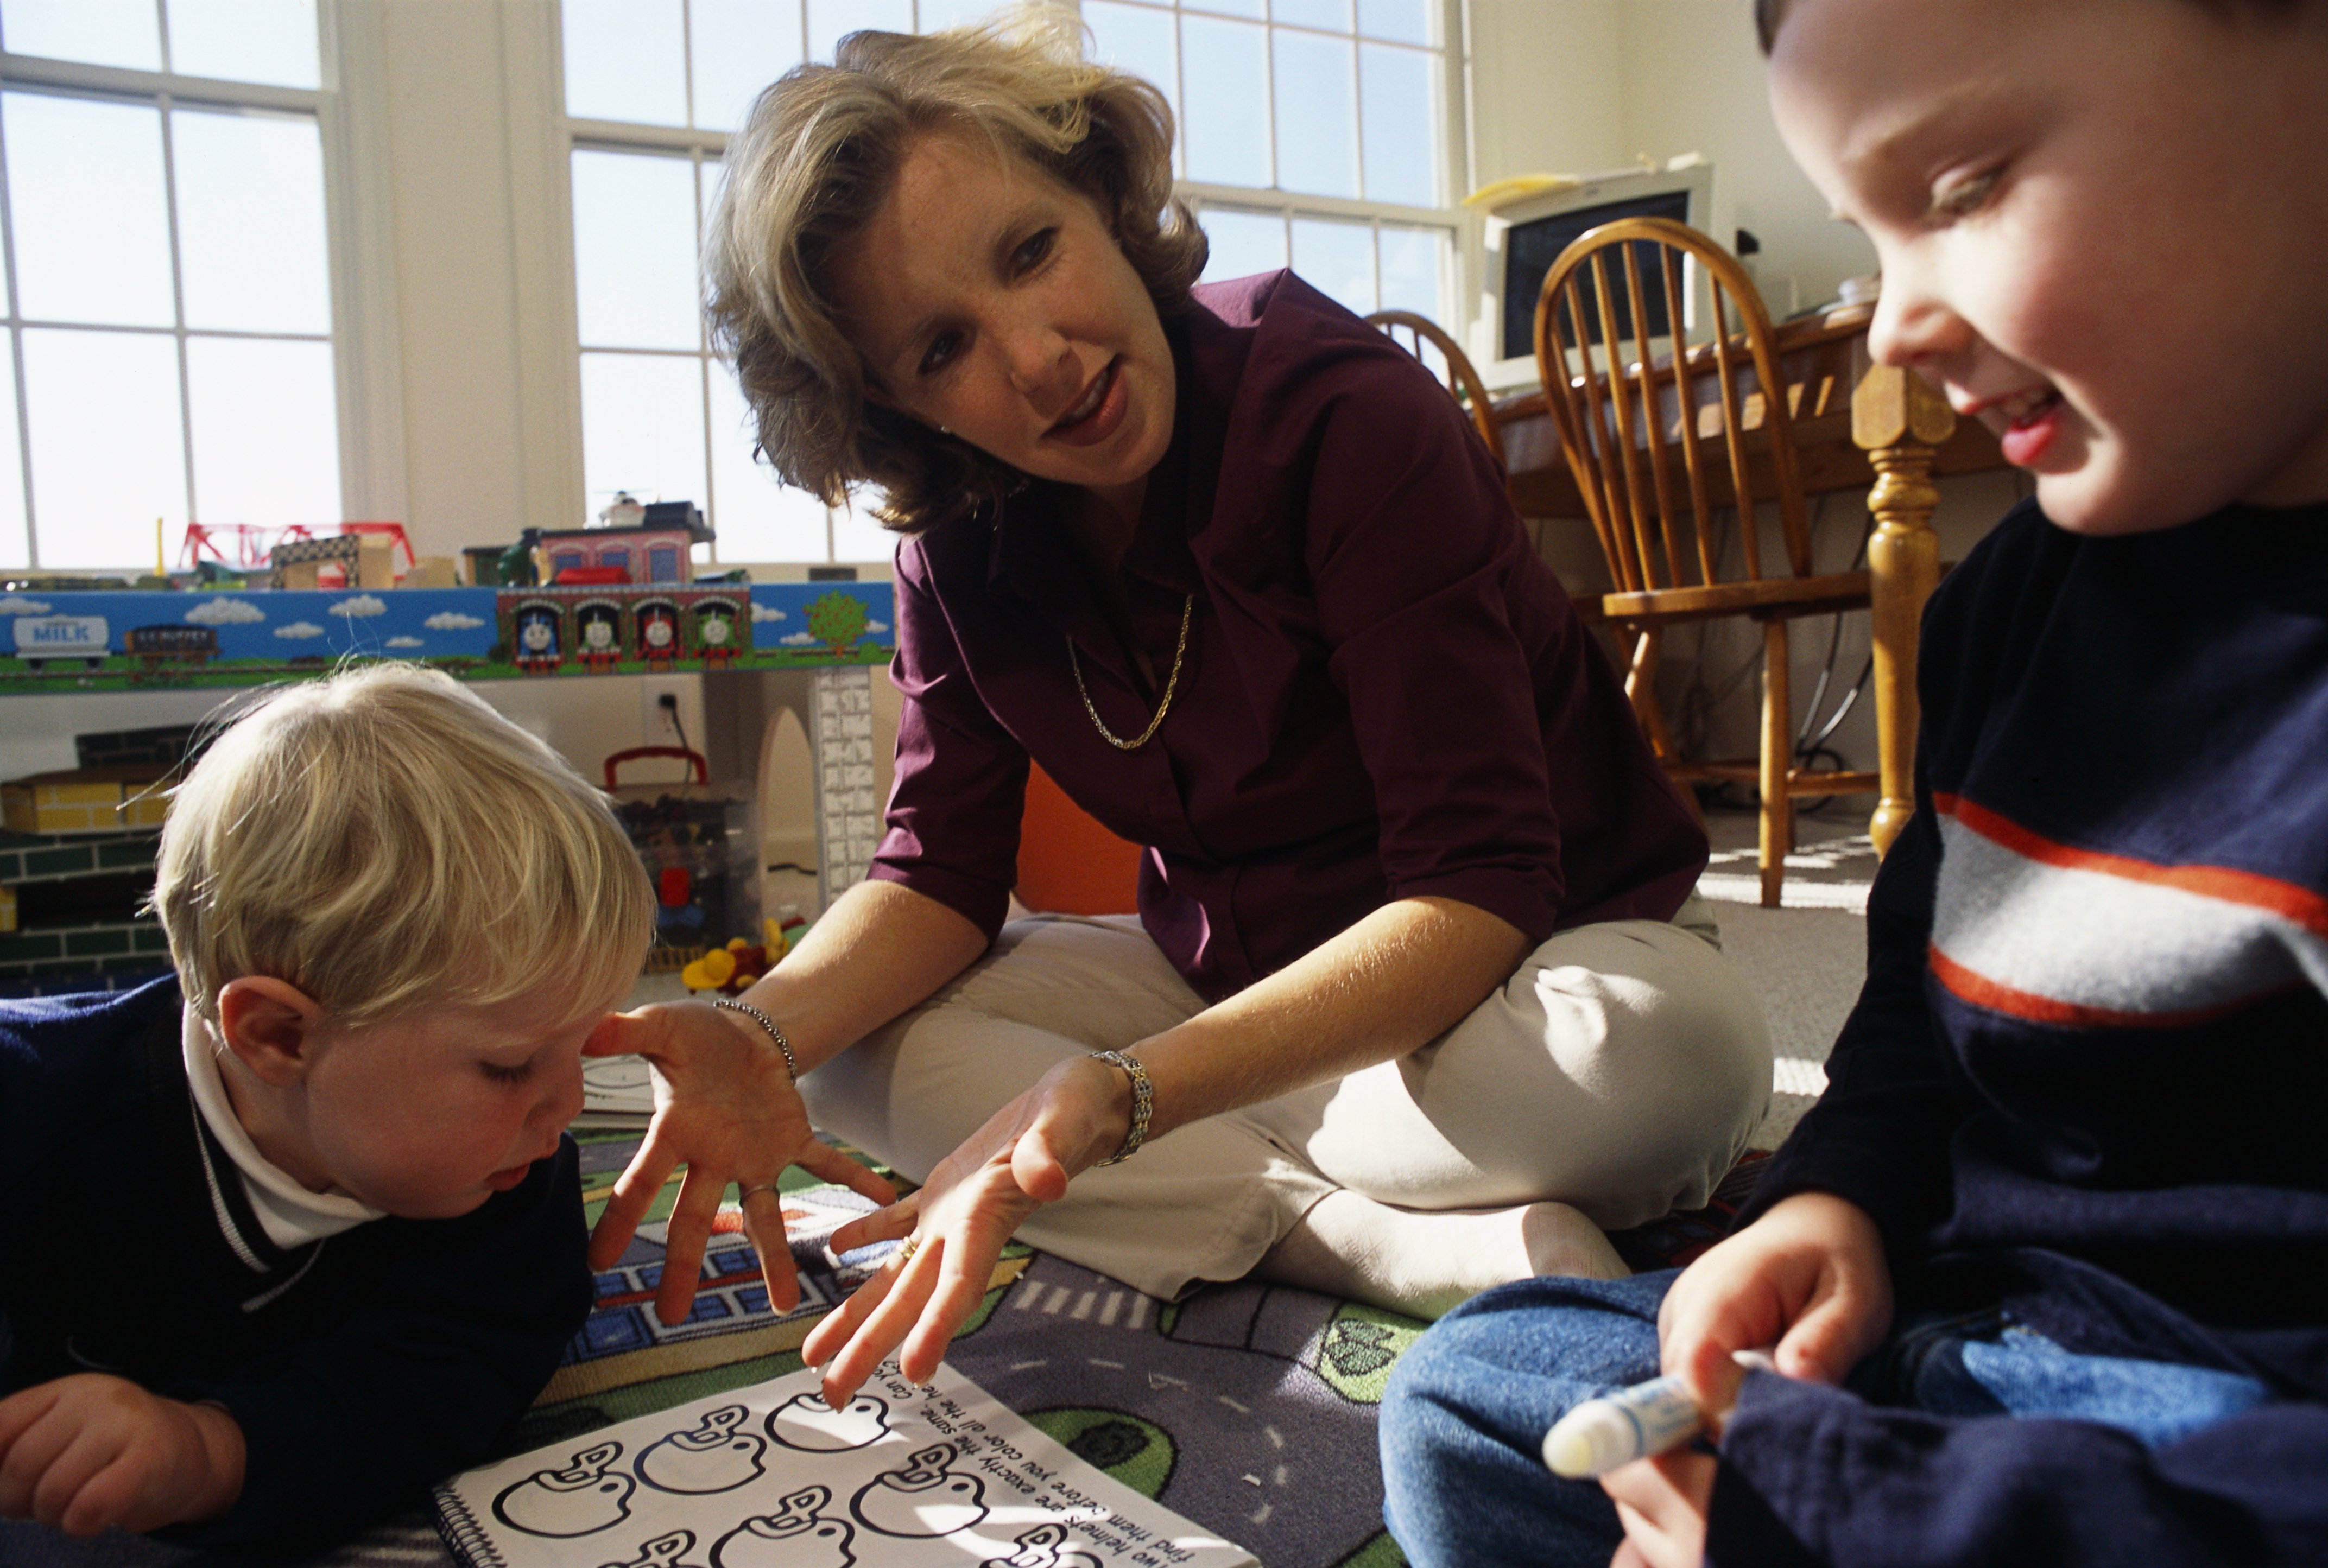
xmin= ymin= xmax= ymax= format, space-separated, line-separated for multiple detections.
xmin=1711 ymin=499 xmax=2328 ymax=1566
xmin=0 ymin=977 xmax=593 ymax=1552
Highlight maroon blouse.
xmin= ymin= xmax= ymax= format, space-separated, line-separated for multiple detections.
xmin=868 ymin=271 xmax=1706 ymax=1004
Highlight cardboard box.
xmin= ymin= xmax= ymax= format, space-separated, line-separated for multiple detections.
xmin=2 ymin=767 xmax=170 ymax=834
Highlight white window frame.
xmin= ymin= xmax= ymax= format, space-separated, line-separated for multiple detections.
xmin=0 ymin=0 xmax=405 ymax=572
xmin=541 ymin=0 xmax=1476 ymax=566
xmin=1101 ymin=0 xmax=1473 ymax=328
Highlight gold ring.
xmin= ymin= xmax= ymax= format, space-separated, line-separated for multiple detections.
xmin=892 ymin=1233 xmax=921 ymax=1269
xmin=737 ymin=1183 xmax=777 ymax=1204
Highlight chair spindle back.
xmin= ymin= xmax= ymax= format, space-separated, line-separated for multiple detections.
xmin=1364 ymin=308 xmax=1507 ymax=472
xmin=1532 ymin=218 xmax=1814 ymax=596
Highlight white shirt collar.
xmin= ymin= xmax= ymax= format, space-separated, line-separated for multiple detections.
xmin=181 ymin=1003 xmax=386 ymax=1251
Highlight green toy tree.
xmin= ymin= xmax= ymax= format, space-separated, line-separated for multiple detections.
xmin=806 ymin=591 xmax=869 ymax=657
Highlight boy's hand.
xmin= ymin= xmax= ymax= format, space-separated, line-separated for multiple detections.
xmin=1602 ymin=1448 xmax=1716 ymax=1568
xmin=1658 ymin=1190 xmax=1893 ymax=1416
xmin=1590 ymin=1192 xmax=1888 ymax=1567
xmin=0 ymin=1375 xmax=245 ymax=1537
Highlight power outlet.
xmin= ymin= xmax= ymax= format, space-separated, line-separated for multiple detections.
xmin=639 ymin=677 xmax=696 ymax=750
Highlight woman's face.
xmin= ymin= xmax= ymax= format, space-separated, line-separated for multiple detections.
xmin=831 ymin=131 xmax=1175 ymax=511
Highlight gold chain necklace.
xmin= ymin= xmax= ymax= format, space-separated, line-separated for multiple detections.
xmin=1069 ymin=594 xmax=1194 ymax=751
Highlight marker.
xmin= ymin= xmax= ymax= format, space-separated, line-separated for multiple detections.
xmin=1540 ymin=1350 xmax=1777 ymax=1478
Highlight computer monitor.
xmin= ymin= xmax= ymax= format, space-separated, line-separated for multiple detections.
xmin=1473 ymin=164 xmax=1716 ymax=392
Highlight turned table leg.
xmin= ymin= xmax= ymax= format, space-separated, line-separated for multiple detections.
xmin=1851 ymin=365 xmax=1955 ymax=859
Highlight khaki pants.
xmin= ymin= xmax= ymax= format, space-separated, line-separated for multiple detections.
xmin=798 ymin=897 xmax=1770 ymax=1302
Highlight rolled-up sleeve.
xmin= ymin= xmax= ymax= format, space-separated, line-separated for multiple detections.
xmin=866 ymin=538 xmax=1029 ymax=939
xmin=1306 ymin=364 xmax=1567 ymax=942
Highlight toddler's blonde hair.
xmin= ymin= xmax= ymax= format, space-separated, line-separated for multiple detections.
xmin=154 ymin=663 xmax=653 ymax=1027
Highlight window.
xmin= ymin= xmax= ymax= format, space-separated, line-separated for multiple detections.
xmin=1084 ymin=0 xmax=1459 ymax=329
xmin=557 ymin=0 xmax=1462 ymax=566
xmin=0 ymin=0 xmax=340 ymax=572
xmin=561 ymin=1 xmax=1009 ymax=566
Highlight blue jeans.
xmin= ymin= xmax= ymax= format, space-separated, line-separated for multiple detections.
xmin=1378 ymin=1271 xmax=2274 ymax=1568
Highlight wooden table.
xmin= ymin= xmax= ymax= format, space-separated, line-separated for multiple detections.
xmin=1491 ymin=302 xmax=2005 ymax=857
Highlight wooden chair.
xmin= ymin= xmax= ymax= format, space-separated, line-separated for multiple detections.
xmin=1365 ymin=309 xmax=1507 ymax=472
xmin=1533 ymin=217 xmax=1876 ymax=906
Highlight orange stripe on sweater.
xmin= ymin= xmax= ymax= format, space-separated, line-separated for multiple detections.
xmin=1926 ymin=943 xmax=2274 ymax=1030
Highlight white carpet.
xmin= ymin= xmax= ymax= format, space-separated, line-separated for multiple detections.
xmin=1693 ymin=809 xmax=1876 ymax=1150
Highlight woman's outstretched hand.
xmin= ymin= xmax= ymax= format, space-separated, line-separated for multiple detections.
xmin=801 ymin=1053 xmax=1134 ymax=1404
xmin=584 ymin=1004 xmax=895 ymax=1325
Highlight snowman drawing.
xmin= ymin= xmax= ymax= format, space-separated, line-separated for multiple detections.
xmin=491 ymin=1440 xmax=634 ymax=1538
xmin=849 ymin=1442 xmax=989 ymax=1539
xmin=710 ymin=1484 xmax=856 ymax=1568
xmin=638 ymin=1404 xmax=767 ymax=1494
xmin=767 ymin=1391 xmax=891 ymax=1453
xmin=981 ymin=1522 xmax=1105 ymax=1568
xmin=597 ymin=1527 xmax=699 ymax=1568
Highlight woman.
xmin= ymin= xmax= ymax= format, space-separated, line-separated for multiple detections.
xmin=587 ymin=14 xmax=1770 ymax=1404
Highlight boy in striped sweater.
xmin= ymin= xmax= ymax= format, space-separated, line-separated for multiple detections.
xmin=1381 ymin=1 xmax=2328 ymax=1563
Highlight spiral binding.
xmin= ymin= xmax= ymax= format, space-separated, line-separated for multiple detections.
xmin=433 ymin=1483 xmax=510 ymax=1568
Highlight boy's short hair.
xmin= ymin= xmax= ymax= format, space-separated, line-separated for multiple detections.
xmin=1753 ymin=0 xmax=2303 ymax=53
xmin=155 ymin=663 xmax=654 ymax=1027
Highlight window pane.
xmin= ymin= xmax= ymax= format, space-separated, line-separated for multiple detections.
xmin=1360 ymin=42 xmax=1436 ymax=207
xmin=807 ymin=0 xmax=909 ymax=65
xmin=708 ymin=364 xmax=829 ymax=562
xmin=1292 ymin=215 xmax=1374 ymax=316
xmin=1271 ymin=29 xmax=1356 ymax=199
xmin=187 ymin=336 xmax=339 ymax=524
xmin=4 ymin=93 xmax=174 ymax=328
xmin=1197 ymin=207 xmax=1283 ymax=284
xmin=691 ymin=0 xmax=802 ymax=134
xmin=0 ymin=337 xmax=24 ymax=569
xmin=1377 ymin=221 xmax=1445 ymax=320
xmin=831 ymin=498 xmax=895 ymax=565
xmin=1272 ymin=0 xmax=1351 ymax=30
xmin=916 ymin=0 xmax=999 ymax=29
xmin=572 ymin=150 xmax=703 ymax=351
xmin=562 ymin=0 xmax=687 ymax=125
xmin=174 ymin=108 xmax=330 ymax=334
xmin=1357 ymin=0 xmax=1431 ymax=45
xmin=1085 ymin=2 xmax=1175 ymax=101
xmin=0 ymin=0 xmax=160 ymax=71
xmin=580 ymin=352 xmax=707 ymax=527
xmin=1180 ymin=15 xmax=1267 ymax=188
xmin=23 ymin=328 xmax=186 ymax=567
xmin=165 ymin=0 xmax=319 ymax=88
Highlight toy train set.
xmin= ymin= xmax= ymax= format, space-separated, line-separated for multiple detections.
xmin=0 ymin=580 xmax=890 ymax=691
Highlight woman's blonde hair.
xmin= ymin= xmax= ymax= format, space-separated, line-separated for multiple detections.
xmin=154 ymin=663 xmax=654 ymax=1029
xmin=704 ymin=4 xmax=1206 ymax=532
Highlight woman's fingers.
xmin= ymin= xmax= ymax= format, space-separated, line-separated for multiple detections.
xmin=896 ymin=1245 xmax=999 ymax=1385
xmin=814 ymin=1240 xmax=939 ymax=1404
xmin=795 ymin=1138 xmax=897 ymax=1207
xmin=828 ymin=1192 xmax=921 ymax=1258
xmin=654 ymin=1165 xmax=732 ymax=1324
xmin=736 ymin=1186 xmax=803 ymax=1316
xmin=587 ymin=1126 xmax=681 ymax=1271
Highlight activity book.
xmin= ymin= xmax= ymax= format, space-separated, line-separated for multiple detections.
xmin=434 ymin=1359 xmax=1258 ymax=1568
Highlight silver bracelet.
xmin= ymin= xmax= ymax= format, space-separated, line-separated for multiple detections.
xmin=712 ymin=998 xmax=798 ymax=1082
xmin=1089 ymin=1050 xmax=1153 ymax=1166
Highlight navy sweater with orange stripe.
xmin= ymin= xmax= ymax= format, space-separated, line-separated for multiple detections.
xmin=1714 ymin=498 xmax=2328 ymax=1565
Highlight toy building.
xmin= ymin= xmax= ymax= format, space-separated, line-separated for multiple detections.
xmin=535 ymin=501 xmax=713 ymax=587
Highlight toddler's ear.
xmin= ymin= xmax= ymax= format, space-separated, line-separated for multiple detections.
xmin=214 ymin=976 xmax=327 ymax=1085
